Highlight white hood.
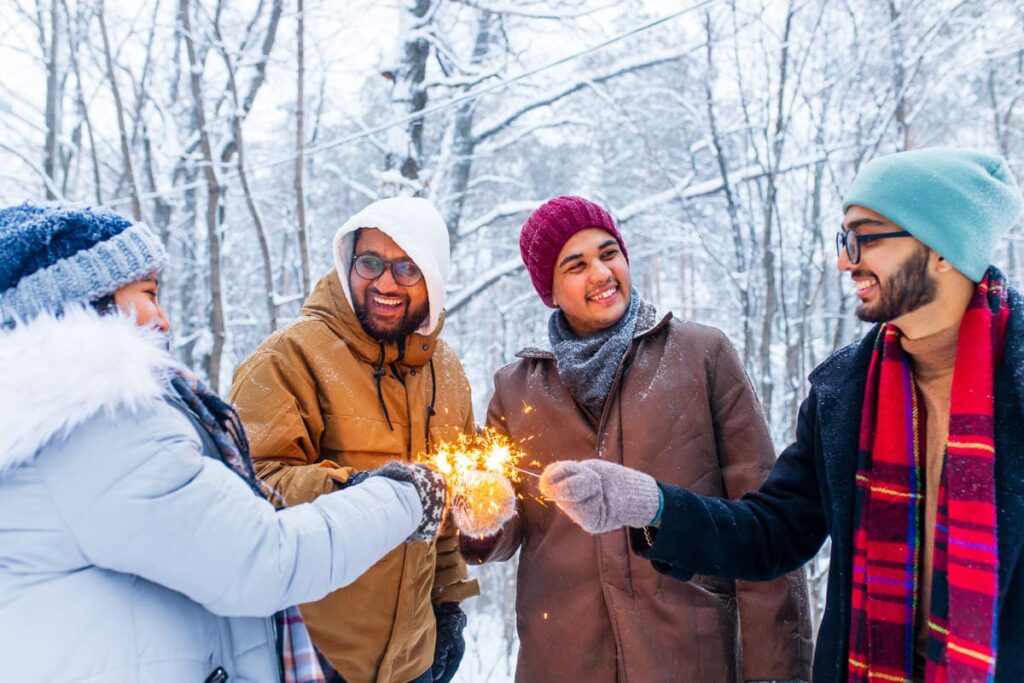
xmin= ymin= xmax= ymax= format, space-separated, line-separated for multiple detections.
xmin=331 ymin=197 xmax=451 ymax=335
xmin=0 ymin=308 xmax=177 ymax=474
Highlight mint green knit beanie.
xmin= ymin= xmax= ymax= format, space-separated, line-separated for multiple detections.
xmin=842 ymin=147 xmax=1023 ymax=282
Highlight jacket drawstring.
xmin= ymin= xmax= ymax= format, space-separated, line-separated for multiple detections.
xmin=373 ymin=341 xmax=394 ymax=431
xmin=389 ymin=337 xmax=407 ymax=385
xmin=425 ymin=359 xmax=437 ymax=450
xmin=373 ymin=337 xmax=435 ymax=444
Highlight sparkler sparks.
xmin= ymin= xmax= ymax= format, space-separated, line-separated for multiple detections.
xmin=426 ymin=429 xmax=532 ymax=538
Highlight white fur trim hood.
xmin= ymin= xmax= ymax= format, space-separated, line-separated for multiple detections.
xmin=331 ymin=197 xmax=451 ymax=335
xmin=0 ymin=308 xmax=178 ymax=474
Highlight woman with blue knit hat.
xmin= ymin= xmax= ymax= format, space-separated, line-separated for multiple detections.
xmin=537 ymin=149 xmax=1024 ymax=682
xmin=0 ymin=203 xmax=452 ymax=682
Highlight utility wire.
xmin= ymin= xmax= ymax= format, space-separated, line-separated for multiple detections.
xmin=102 ymin=0 xmax=715 ymax=208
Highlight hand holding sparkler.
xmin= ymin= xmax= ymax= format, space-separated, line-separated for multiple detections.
xmin=540 ymin=459 xmax=661 ymax=535
xmin=453 ymin=469 xmax=517 ymax=538
xmin=426 ymin=430 xmax=527 ymax=539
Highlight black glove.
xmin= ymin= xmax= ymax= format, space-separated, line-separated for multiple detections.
xmin=352 ymin=462 xmax=449 ymax=542
xmin=431 ymin=602 xmax=467 ymax=683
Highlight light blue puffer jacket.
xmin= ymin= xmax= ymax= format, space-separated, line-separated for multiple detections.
xmin=0 ymin=310 xmax=423 ymax=682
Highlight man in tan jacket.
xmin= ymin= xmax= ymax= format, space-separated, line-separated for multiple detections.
xmin=229 ymin=197 xmax=478 ymax=683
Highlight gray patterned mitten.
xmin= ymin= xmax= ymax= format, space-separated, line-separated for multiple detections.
xmin=367 ymin=462 xmax=450 ymax=542
xmin=540 ymin=459 xmax=660 ymax=534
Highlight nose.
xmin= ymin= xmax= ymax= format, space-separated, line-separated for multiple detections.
xmin=588 ymin=259 xmax=613 ymax=283
xmin=154 ymin=305 xmax=171 ymax=334
xmin=836 ymin=247 xmax=855 ymax=273
xmin=375 ymin=266 xmax=400 ymax=291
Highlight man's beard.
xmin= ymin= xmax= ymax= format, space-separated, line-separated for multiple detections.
xmin=354 ymin=290 xmax=430 ymax=342
xmin=856 ymin=246 xmax=937 ymax=323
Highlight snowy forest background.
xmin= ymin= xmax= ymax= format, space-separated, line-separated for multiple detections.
xmin=3 ymin=0 xmax=1024 ymax=678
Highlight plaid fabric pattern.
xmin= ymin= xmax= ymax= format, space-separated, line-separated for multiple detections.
xmin=170 ymin=373 xmax=324 ymax=683
xmin=277 ymin=606 xmax=326 ymax=683
xmin=848 ymin=267 xmax=1006 ymax=683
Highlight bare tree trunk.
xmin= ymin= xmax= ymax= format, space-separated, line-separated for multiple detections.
xmin=179 ymin=0 xmax=226 ymax=391
xmin=437 ymin=9 xmax=496 ymax=240
xmin=703 ymin=11 xmax=753 ymax=366
xmin=61 ymin=0 xmax=102 ymax=203
xmin=757 ymin=1 xmax=795 ymax=421
xmin=97 ymin=0 xmax=142 ymax=220
xmin=216 ymin=16 xmax=278 ymax=332
xmin=43 ymin=0 xmax=60 ymax=199
xmin=888 ymin=0 xmax=913 ymax=149
xmin=382 ymin=0 xmax=432 ymax=194
xmin=986 ymin=46 xmax=1023 ymax=275
xmin=788 ymin=98 xmax=832 ymax=437
xmin=295 ymin=0 xmax=311 ymax=297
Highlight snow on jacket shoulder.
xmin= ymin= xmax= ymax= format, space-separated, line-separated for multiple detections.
xmin=0 ymin=309 xmax=422 ymax=683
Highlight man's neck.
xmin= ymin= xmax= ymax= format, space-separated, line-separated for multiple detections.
xmin=891 ymin=276 xmax=975 ymax=340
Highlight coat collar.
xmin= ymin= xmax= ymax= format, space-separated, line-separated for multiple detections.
xmin=0 ymin=309 xmax=177 ymax=474
xmin=809 ymin=287 xmax=1024 ymax=411
xmin=515 ymin=298 xmax=670 ymax=360
xmin=301 ymin=270 xmax=444 ymax=368
xmin=997 ymin=287 xmax=1024 ymax=398
xmin=806 ymin=287 xmax=1024 ymax=514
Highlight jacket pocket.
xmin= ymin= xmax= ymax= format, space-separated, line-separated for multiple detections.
xmin=664 ymin=572 xmax=737 ymax=609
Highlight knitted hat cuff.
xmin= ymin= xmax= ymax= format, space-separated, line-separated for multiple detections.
xmin=0 ymin=223 xmax=167 ymax=325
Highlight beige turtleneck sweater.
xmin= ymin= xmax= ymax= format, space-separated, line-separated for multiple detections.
xmin=900 ymin=322 xmax=960 ymax=671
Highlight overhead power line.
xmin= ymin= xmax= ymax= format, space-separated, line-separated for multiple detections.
xmin=102 ymin=0 xmax=715 ymax=208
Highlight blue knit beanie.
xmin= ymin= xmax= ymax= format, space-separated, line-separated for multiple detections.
xmin=842 ymin=148 xmax=1023 ymax=282
xmin=0 ymin=203 xmax=168 ymax=325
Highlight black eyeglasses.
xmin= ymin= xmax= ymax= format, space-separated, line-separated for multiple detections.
xmin=835 ymin=229 xmax=911 ymax=265
xmin=352 ymin=253 xmax=423 ymax=286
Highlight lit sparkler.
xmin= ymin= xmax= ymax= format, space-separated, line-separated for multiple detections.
xmin=426 ymin=428 xmax=534 ymax=538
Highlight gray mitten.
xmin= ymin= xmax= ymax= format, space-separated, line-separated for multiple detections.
xmin=366 ymin=462 xmax=450 ymax=542
xmin=539 ymin=459 xmax=660 ymax=534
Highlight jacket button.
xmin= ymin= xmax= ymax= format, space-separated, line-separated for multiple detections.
xmin=410 ymin=369 xmax=416 ymax=376
xmin=422 ymin=343 xmax=429 ymax=350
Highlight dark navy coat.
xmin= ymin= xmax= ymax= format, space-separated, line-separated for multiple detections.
xmin=633 ymin=289 xmax=1024 ymax=682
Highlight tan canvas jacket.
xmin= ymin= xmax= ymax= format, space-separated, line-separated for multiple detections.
xmin=230 ymin=271 xmax=479 ymax=683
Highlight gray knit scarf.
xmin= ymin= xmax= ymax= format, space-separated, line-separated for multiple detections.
xmin=548 ymin=288 xmax=641 ymax=419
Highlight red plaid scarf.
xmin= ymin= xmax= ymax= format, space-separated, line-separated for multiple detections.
xmin=848 ymin=267 xmax=1006 ymax=683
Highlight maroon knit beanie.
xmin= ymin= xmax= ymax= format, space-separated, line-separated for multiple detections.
xmin=519 ymin=195 xmax=629 ymax=307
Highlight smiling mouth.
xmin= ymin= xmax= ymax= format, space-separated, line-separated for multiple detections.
xmin=854 ymin=278 xmax=878 ymax=292
xmin=587 ymin=284 xmax=618 ymax=303
xmin=372 ymin=295 xmax=404 ymax=308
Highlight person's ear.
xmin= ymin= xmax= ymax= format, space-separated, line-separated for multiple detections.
xmin=934 ymin=251 xmax=954 ymax=274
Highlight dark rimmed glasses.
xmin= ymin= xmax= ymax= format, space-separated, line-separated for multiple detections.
xmin=352 ymin=253 xmax=423 ymax=286
xmin=835 ymin=229 xmax=911 ymax=265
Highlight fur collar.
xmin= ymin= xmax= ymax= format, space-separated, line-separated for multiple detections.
xmin=0 ymin=309 xmax=178 ymax=473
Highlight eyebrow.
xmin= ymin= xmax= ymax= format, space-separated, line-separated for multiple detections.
xmin=843 ymin=218 xmax=886 ymax=232
xmin=557 ymin=240 xmax=620 ymax=269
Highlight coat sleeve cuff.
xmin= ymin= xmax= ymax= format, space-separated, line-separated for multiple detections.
xmin=629 ymin=482 xmax=696 ymax=581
